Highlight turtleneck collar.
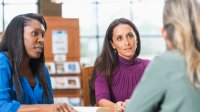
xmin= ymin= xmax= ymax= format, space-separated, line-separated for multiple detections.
xmin=118 ymin=55 xmax=137 ymax=66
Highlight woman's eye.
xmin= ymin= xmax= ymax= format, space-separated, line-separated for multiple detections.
xmin=32 ymin=31 xmax=39 ymax=36
xmin=127 ymin=33 xmax=134 ymax=38
xmin=117 ymin=36 xmax=122 ymax=41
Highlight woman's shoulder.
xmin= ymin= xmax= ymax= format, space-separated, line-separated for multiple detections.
xmin=154 ymin=50 xmax=184 ymax=63
xmin=137 ymin=58 xmax=150 ymax=63
xmin=0 ymin=52 xmax=9 ymax=65
xmin=147 ymin=50 xmax=185 ymax=73
xmin=0 ymin=51 xmax=6 ymax=58
xmin=136 ymin=58 xmax=150 ymax=68
xmin=0 ymin=52 xmax=12 ymax=80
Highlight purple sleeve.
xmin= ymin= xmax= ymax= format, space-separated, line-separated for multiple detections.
xmin=94 ymin=72 xmax=110 ymax=102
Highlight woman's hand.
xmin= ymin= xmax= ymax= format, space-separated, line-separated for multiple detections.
xmin=39 ymin=103 xmax=77 ymax=112
xmin=114 ymin=101 xmax=125 ymax=112
xmin=18 ymin=103 xmax=77 ymax=112
xmin=124 ymin=99 xmax=130 ymax=108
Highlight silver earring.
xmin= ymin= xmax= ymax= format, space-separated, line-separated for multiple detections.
xmin=114 ymin=48 xmax=117 ymax=53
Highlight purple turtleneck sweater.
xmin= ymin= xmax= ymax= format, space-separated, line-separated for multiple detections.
xmin=94 ymin=56 xmax=150 ymax=103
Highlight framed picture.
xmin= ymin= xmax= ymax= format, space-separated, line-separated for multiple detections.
xmin=45 ymin=62 xmax=56 ymax=74
xmin=54 ymin=97 xmax=81 ymax=106
xmin=66 ymin=77 xmax=80 ymax=89
xmin=64 ymin=62 xmax=81 ymax=74
xmin=52 ymin=30 xmax=68 ymax=54
xmin=50 ymin=77 xmax=56 ymax=89
xmin=55 ymin=77 xmax=68 ymax=89
xmin=54 ymin=97 xmax=69 ymax=104
xmin=56 ymin=62 xmax=65 ymax=74
xmin=68 ymin=97 xmax=81 ymax=106
xmin=56 ymin=62 xmax=80 ymax=74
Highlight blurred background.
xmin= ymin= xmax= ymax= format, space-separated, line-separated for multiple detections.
xmin=0 ymin=0 xmax=166 ymax=66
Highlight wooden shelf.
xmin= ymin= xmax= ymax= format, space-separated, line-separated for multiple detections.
xmin=51 ymin=74 xmax=80 ymax=77
xmin=53 ymin=89 xmax=81 ymax=97
xmin=44 ymin=16 xmax=82 ymax=106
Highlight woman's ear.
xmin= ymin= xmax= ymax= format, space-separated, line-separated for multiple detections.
xmin=110 ymin=41 xmax=115 ymax=49
xmin=161 ymin=27 xmax=167 ymax=41
xmin=135 ymin=37 xmax=138 ymax=49
xmin=161 ymin=27 xmax=174 ymax=50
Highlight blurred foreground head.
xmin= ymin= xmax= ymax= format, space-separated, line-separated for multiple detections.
xmin=163 ymin=0 xmax=200 ymax=88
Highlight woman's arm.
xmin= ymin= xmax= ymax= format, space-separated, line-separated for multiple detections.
xmin=98 ymin=99 xmax=126 ymax=112
xmin=98 ymin=99 xmax=115 ymax=111
xmin=18 ymin=103 xmax=77 ymax=112
xmin=0 ymin=57 xmax=21 ymax=112
xmin=95 ymin=74 xmax=116 ymax=112
xmin=95 ymin=72 xmax=127 ymax=112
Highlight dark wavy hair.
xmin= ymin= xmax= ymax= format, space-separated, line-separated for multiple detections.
xmin=0 ymin=13 xmax=51 ymax=103
xmin=91 ymin=18 xmax=141 ymax=86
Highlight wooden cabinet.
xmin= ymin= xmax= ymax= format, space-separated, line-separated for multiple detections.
xmin=0 ymin=32 xmax=3 ymax=42
xmin=44 ymin=16 xmax=82 ymax=106
xmin=44 ymin=16 xmax=80 ymax=62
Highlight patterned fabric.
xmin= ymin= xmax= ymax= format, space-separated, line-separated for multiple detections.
xmin=95 ymin=55 xmax=150 ymax=102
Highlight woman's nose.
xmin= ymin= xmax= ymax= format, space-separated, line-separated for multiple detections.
xmin=124 ymin=37 xmax=130 ymax=45
xmin=38 ymin=35 xmax=44 ymax=44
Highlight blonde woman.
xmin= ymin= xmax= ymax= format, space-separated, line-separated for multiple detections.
xmin=126 ymin=0 xmax=200 ymax=112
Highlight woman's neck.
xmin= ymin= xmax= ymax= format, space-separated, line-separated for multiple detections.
xmin=19 ymin=56 xmax=32 ymax=77
xmin=18 ymin=57 xmax=36 ymax=87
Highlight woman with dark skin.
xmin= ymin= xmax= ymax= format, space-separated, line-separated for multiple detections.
xmin=0 ymin=13 xmax=76 ymax=112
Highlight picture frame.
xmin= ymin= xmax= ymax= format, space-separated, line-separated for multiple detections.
xmin=68 ymin=97 xmax=81 ymax=106
xmin=45 ymin=62 xmax=56 ymax=74
xmin=55 ymin=77 xmax=68 ymax=89
xmin=56 ymin=62 xmax=81 ymax=74
xmin=64 ymin=62 xmax=81 ymax=74
xmin=54 ymin=97 xmax=69 ymax=104
xmin=56 ymin=62 xmax=65 ymax=74
xmin=50 ymin=77 xmax=56 ymax=89
xmin=66 ymin=76 xmax=80 ymax=89
xmin=54 ymin=97 xmax=81 ymax=106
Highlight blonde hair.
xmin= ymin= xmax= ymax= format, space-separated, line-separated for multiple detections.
xmin=163 ymin=0 xmax=200 ymax=88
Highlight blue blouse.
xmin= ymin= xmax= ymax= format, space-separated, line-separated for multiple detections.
xmin=0 ymin=52 xmax=54 ymax=112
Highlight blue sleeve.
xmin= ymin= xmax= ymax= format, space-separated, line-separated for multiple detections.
xmin=45 ymin=66 xmax=54 ymax=104
xmin=0 ymin=58 xmax=21 ymax=112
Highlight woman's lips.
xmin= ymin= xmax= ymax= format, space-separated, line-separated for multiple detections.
xmin=34 ymin=46 xmax=43 ymax=53
xmin=124 ymin=48 xmax=132 ymax=51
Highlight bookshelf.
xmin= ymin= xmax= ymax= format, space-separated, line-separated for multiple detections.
xmin=44 ymin=16 xmax=82 ymax=106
